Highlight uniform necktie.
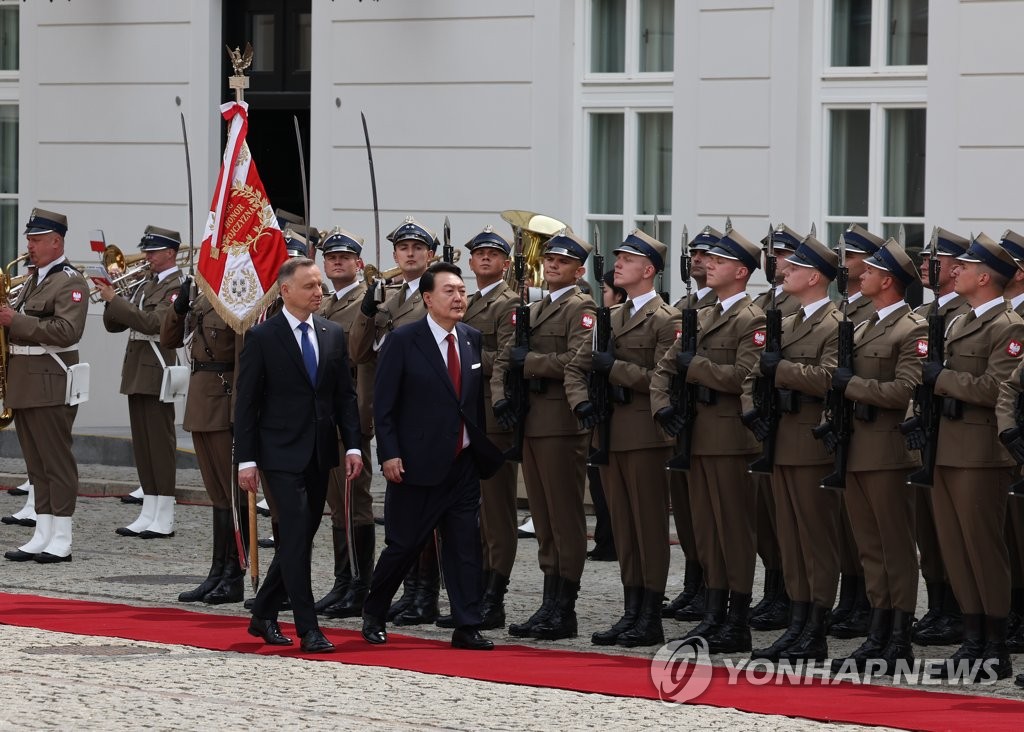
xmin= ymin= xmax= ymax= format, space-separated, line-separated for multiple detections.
xmin=794 ymin=309 xmax=805 ymax=326
xmin=536 ymin=295 xmax=552 ymax=319
xmin=446 ymin=333 xmax=463 ymax=456
xmin=624 ymin=299 xmax=634 ymax=320
xmin=298 ymin=322 xmax=317 ymax=384
xmin=398 ymin=283 xmax=409 ymax=306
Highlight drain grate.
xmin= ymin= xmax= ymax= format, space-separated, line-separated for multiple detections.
xmin=96 ymin=575 xmax=204 ymax=586
xmin=23 ymin=645 xmax=170 ymax=657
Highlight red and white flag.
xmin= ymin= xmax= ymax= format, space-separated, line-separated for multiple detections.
xmin=196 ymin=101 xmax=288 ymax=333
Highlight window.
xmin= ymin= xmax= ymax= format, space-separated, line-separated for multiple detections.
xmin=0 ymin=1 xmax=17 ymax=267
xmin=589 ymin=0 xmax=674 ymax=75
xmin=0 ymin=1 xmax=16 ymax=72
xmin=829 ymin=0 xmax=927 ymax=70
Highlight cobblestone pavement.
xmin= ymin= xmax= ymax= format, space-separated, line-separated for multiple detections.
xmin=0 ymin=466 xmax=1020 ymax=729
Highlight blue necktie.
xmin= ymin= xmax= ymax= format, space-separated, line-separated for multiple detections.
xmin=298 ymin=322 xmax=317 ymax=384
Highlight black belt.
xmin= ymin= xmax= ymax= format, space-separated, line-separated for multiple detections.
xmin=193 ymin=361 xmax=233 ymax=374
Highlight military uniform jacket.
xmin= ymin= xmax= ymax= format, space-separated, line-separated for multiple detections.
xmin=934 ymin=303 xmax=1024 ymax=468
xmin=491 ymin=287 xmax=595 ymax=438
xmin=348 ymin=283 xmax=425 ymax=365
xmin=841 ymin=304 xmax=926 ymax=472
xmin=464 ymin=281 xmax=519 ymax=434
xmin=651 ymin=295 xmax=766 ymax=456
xmin=161 ymin=295 xmax=239 ymax=433
xmin=6 ymin=259 xmax=88 ymax=409
xmin=673 ymin=288 xmax=717 ymax=311
xmin=753 ymin=288 xmax=801 ymax=318
xmin=846 ymin=293 xmax=876 ymax=325
xmin=321 ymin=283 xmax=375 ymax=436
xmin=103 ymin=270 xmax=183 ymax=396
xmin=743 ymin=303 xmax=841 ymax=466
xmin=914 ymin=293 xmax=970 ymax=321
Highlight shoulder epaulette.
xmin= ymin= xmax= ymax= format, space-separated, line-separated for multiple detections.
xmin=62 ymin=264 xmax=83 ymax=278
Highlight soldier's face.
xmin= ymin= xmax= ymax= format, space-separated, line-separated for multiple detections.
xmin=937 ymin=255 xmax=961 ymax=288
xmin=782 ymin=264 xmax=813 ymax=295
xmin=953 ymin=261 xmax=981 ymax=298
xmin=26 ymin=232 xmax=63 ymax=268
xmin=145 ymin=248 xmax=176 ymax=274
xmin=859 ymin=264 xmax=890 ymax=298
xmin=773 ymin=256 xmax=793 ymax=284
xmin=704 ymin=254 xmax=746 ymax=289
xmin=542 ymin=254 xmax=585 ymax=289
xmin=423 ymin=271 xmax=467 ymax=324
xmin=393 ymin=240 xmax=431 ymax=278
xmin=323 ymin=251 xmax=361 ymax=285
xmin=280 ymin=264 xmax=324 ymax=317
xmin=690 ymin=250 xmax=708 ymax=281
xmin=845 ymin=251 xmax=869 ymax=281
xmin=613 ymin=252 xmax=653 ymax=290
xmin=469 ymin=248 xmax=508 ymax=283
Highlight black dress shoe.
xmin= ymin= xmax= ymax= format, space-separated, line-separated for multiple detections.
xmin=120 ymin=494 xmax=143 ymax=505
xmin=1 ymin=515 xmax=20 ymax=525
xmin=138 ymin=530 xmax=175 ymax=539
xmin=256 ymin=506 xmax=271 ymax=518
xmin=8 ymin=487 xmax=28 ymax=497
xmin=435 ymin=614 xmax=456 ymax=629
xmin=362 ymin=615 xmax=387 ymax=645
xmin=452 ymin=627 xmax=494 ymax=651
xmin=247 ymin=617 xmax=292 ymax=645
xmin=115 ymin=527 xmax=142 ymax=537
xmin=257 ymin=537 xmax=275 ymax=549
xmin=17 ymin=518 xmax=36 ymax=528
xmin=4 ymin=549 xmax=36 ymax=562
xmin=300 ymin=628 xmax=335 ymax=653
xmin=34 ymin=552 xmax=72 ymax=564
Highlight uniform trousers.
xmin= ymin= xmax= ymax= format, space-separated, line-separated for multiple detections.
xmin=916 ymin=485 xmax=947 ymax=583
xmin=838 ymin=504 xmax=863 ymax=576
xmin=669 ymin=471 xmax=698 ymax=560
xmin=127 ymin=394 xmax=176 ymax=497
xmin=327 ymin=435 xmax=374 ymax=528
xmin=844 ymin=469 xmax=918 ymax=612
xmin=479 ymin=429 xmax=519 ymax=577
xmin=931 ymin=466 xmax=1011 ymax=617
xmin=773 ymin=464 xmax=841 ymax=607
xmin=193 ymin=429 xmax=233 ymax=509
xmin=689 ymin=453 xmax=757 ymax=594
xmin=1005 ymin=498 xmax=1024 ymax=589
xmin=754 ymin=473 xmax=782 ymax=570
xmin=600 ymin=446 xmax=671 ymax=592
xmin=16 ymin=404 xmax=78 ymax=516
xmin=521 ymin=434 xmax=588 ymax=582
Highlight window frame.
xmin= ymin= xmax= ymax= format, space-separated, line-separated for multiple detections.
xmin=583 ymin=0 xmax=674 ymax=84
xmin=0 ymin=0 xmax=17 ymax=268
xmin=823 ymin=0 xmax=928 ymax=81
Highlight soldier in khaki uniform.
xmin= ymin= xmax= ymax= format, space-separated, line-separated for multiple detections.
xmin=663 ymin=227 xmax=721 ymax=622
xmin=565 ymin=230 xmax=680 ymax=648
xmin=749 ymin=225 xmax=802 ymax=632
xmin=492 ymin=230 xmax=595 ymax=641
xmin=927 ymin=235 xmax=1023 ymax=681
xmin=315 ymin=228 xmax=376 ymax=619
xmin=745 ymin=235 xmax=841 ymax=662
xmin=910 ymin=229 xmax=970 ymax=647
xmin=828 ymin=242 xmax=927 ymax=674
xmin=828 ymin=224 xmax=883 ymax=637
xmin=350 ymin=216 xmax=439 ymax=625
xmin=2 ymin=209 xmax=89 ymax=563
xmin=163 ymin=279 xmax=244 ymax=604
xmin=651 ymin=228 xmax=766 ymax=654
xmin=99 ymin=226 xmax=184 ymax=539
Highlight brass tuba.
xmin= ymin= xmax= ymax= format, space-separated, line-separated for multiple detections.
xmin=0 ymin=252 xmax=31 ymax=430
xmin=499 ymin=210 xmax=570 ymax=290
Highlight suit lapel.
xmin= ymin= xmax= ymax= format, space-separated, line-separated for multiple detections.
xmin=948 ymin=304 xmax=1001 ymax=345
xmin=312 ymin=315 xmax=332 ymax=387
xmin=272 ymin=313 xmax=310 ymax=384
xmin=532 ymin=291 xmax=569 ymax=329
xmin=615 ymin=295 xmax=663 ymax=336
xmin=413 ymin=320 xmax=458 ymax=401
xmin=467 ymin=282 xmax=506 ymax=321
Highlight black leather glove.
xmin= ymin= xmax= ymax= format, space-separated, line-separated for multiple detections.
xmin=821 ymin=429 xmax=839 ymax=455
xmin=493 ymin=399 xmax=518 ymax=431
xmin=760 ymin=351 xmax=782 ymax=377
xmin=740 ymin=409 xmax=771 ymax=442
xmin=591 ymin=350 xmax=615 ymax=375
xmin=675 ymin=350 xmax=696 ymax=375
xmin=574 ymin=401 xmax=599 ymax=430
xmin=654 ymin=406 xmax=686 ymax=438
xmin=904 ymin=428 xmax=927 ymax=452
xmin=173 ymin=276 xmax=192 ymax=316
xmin=360 ymin=284 xmax=379 ymax=317
xmin=922 ymin=361 xmax=944 ymax=387
xmin=1000 ymin=428 xmax=1024 ymax=465
xmin=509 ymin=345 xmax=529 ymax=371
xmin=831 ymin=367 xmax=853 ymax=394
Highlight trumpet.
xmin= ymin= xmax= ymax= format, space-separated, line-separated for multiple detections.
xmin=87 ymin=244 xmax=197 ymax=302
xmin=363 ymin=248 xmax=462 ymax=285
xmin=1 ymin=252 xmax=31 ymax=430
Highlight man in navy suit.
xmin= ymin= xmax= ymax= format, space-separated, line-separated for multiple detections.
xmin=362 ymin=262 xmax=504 ymax=650
xmin=235 ymin=257 xmax=363 ymax=653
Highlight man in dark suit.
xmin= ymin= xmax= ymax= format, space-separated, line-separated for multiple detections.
xmin=362 ymin=262 xmax=504 ymax=651
xmin=235 ymin=257 xmax=363 ymax=654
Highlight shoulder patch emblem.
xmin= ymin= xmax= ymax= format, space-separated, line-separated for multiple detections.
xmin=753 ymin=330 xmax=767 ymax=347
xmin=510 ymin=311 xmax=517 ymax=326
xmin=675 ymin=328 xmax=682 ymax=340
xmin=71 ymin=291 xmax=83 ymax=303
xmin=915 ymin=339 xmax=928 ymax=357
xmin=581 ymin=313 xmax=595 ymax=330
xmin=170 ymin=292 xmax=178 ymax=303
xmin=1008 ymin=340 xmax=1023 ymax=358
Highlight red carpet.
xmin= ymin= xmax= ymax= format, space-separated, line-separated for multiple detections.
xmin=1 ymin=591 xmax=1021 ymax=731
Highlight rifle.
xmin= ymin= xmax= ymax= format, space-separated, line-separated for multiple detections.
xmin=503 ymin=227 xmax=531 ymax=462
xmin=443 ymin=216 xmax=454 ymax=264
xmin=587 ymin=226 xmax=612 ymax=466
xmin=667 ymin=226 xmax=699 ymax=471
xmin=813 ymin=233 xmax=854 ymax=490
xmin=899 ymin=227 xmax=943 ymax=487
xmin=748 ymin=224 xmax=782 ymax=474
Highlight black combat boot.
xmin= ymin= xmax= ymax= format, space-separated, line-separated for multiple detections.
xmin=663 ymin=560 xmax=703 ymax=618
xmin=878 ymin=609 xmax=914 ymax=676
xmin=706 ymin=592 xmax=752 ymax=654
xmin=617 ymin=589 xmax=666 ymax=648
xmin=749 ymin=569 xmax=780 ymax=623
xmin=780 ymin=603 xmax=830 ymax=662
xmin=830 ymin=608 xmax=891 ymax=673
xmin=592 ymin=586 xmax=642 ymax=646
xmin=830 ymin=576 xmax=870 ymax=638
xmin=911 ymin=581 xmax=944 ymax=643
xmin=532 ymin=578 xmax=580 ymax=640
xmin=980 ymin=615 xmax=1013 ymax=681
xmin=315 ymin=526 xmax=351 ymax=613
xmin=394 ymin=544 xmax=440 ymax=626
xmin=751 ymin=600 xmax=809 ymax=662
xmin=203 ymin=508 xmax=245 ymax=605
xmin=1006 ymin=588 xmax=1024 ymax=652
xmin=324 ymin=524 xmax=375 ymax=619
xmin=388 ymin=572 xmax=418 ymax=621
xmin=676 ymin=588 xmax=728 ymax=642
xmin=479 ymin=571 xmax=511 ymax=631
xmin=750 ymin=577 xmax=790 ymax=631
xmin=829 ymin=573 xmax=858 ymax=627
xmin=509 ymin=574 xmax=558 ymax=637
xmin=675 ymin=578 xmax=707 ymax=621
xmin=178 ymin=508 xmax=228 ymax=603
xmin=917 ymin=582 xmax=964 ymax=645
xmin=929 ymin=613 xmax=985 ymax=679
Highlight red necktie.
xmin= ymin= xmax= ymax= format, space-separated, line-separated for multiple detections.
xmin=446 ymin=334 xmax=463 ymax=455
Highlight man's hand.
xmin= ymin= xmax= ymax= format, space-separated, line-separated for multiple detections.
xmin=382 ymin=457 xmax=404 ymax=483
xmin=675 ymin=350 xmax=696 ymax=375
xmin=574 ymin=401 xmax=598 ymax=430
xmin=238 ymin=466 xmax=259 ymax=494
xmin=740 ymin=409 xmax=770 ymax=442
xmin=0 ymin=305 xmax=14 ymax=328
xmin=820 ymin=429 xmax=839 ymax=455
xmin=345 ymin=453 xmax=364 ymax=480
xmin=904 ymin=428 xmax=927 ymax=452
xmin=360 ymin=285 xmax=379 ymax=317
xmin=1000 ymin=428 xmax=1024 ymax=465
xmin=654 ymin=406 xmax=686 ymax=437
xmin=509 ymin=345 xmax=529 ymax=371
xmin=831 ymin=367 xmax=853 ymax=394
xmin=760 ymin=351 xmax=782 ymax=377
xmin=922 ymin=361 xmax=944 ymax=387
xmin=95 ymin=281 xmax=116 ymax=303
xmin=173 ymin=276 xmax=192 ymax=315
xmin=591 ymin=350 xmax=615 ymax=374
xmin=492 ymin=399 xmax=518 ymax=431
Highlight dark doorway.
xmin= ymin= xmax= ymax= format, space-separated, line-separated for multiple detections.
xmin=222 ymin=0 xmax=311 ymax=222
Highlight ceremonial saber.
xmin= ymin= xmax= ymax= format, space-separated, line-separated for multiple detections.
xmin=344 ymin=475 xmax=357 ymax=578
xmin=360 ymin=112 xmax=382 ymax=292
xmin=179 ymin=112 xmax=196 ymax=277
xmin=248 ymin=488 xmax=259 ymax=592
xmin=293 ymin=115 xmax=311 ymax=249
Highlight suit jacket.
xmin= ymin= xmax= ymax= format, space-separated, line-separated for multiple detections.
xmin=846 ymin=293 xmax=876 ymax=326
xmin=103 ymin=271 xmax=183 ymax=396
xmin=564 ymin=294 xmax=680 ymax=451
xmin=491 ymin=287 xmax=596 ymax=438
xmin=934 ymin=303 xmax=1024 ymax=468
xmin=463 ymin=281 xmax=519 ymax=435
xmin=842 ymin=303 xmax=926 ymax=472
xmin=651 ymin=294 xmax=766 ymax=456
xmin=6 ymin=259 xmax=88 ymax=409
xmin=321 ymin=283 xmax=375 ymax=436
xmin=234 ymin=312 xmax=361 ymax=474
xmin=161 ymin=294 xmax=240 ymax=432
xmin=374 ymin=317 xmax=503 ymax=485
